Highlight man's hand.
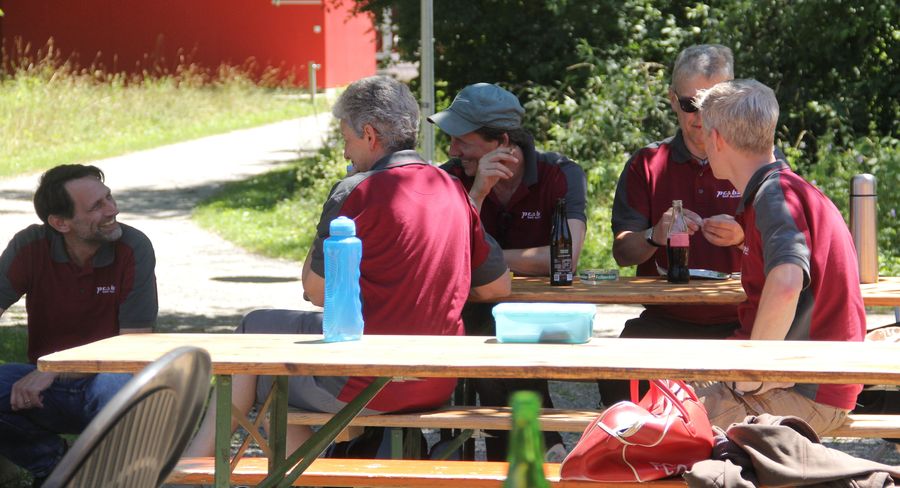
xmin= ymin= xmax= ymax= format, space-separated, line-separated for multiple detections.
xmin=11 ymin=370 xmax=57 ymax=410
xmin=702 ymin=214 xmax=744 ymax=247
xmin=732 ymin=381 xmax=795 ymax=396
xmin=469 ymin=146 xmax=517 ymax=206
xmin=650 ymin=206 xmax=702 ymax=244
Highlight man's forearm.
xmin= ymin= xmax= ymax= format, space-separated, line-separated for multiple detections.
xmin=612 ymin=230 xmax=658 ymax=267
xmin=503 ymin=247 xmax=550 ymax=276
xmin=469 ymin=268 xmax=512 ymax=301
xmin=301 ymin=248 xmax=325 ymax=306
xmin=750 ymin=263 xmax=804 ymax=340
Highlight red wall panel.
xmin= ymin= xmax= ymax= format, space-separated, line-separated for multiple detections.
xmin=0 ymin=0 xmax=374 ymax=88
xmin=323 ymin=2 xmax=376 ymax=88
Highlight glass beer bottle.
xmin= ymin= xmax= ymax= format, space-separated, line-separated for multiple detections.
xmin=504 ymin=391 xmax=550 ymax=488
xmin=550 ymin=198 xmax=573 ymax=286
xmin=666 ymin=200 xmax=690 ymax=283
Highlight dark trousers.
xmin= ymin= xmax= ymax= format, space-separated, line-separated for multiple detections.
xmin=461 ymin=303 xmax=563 ymax=461
xmin=596 ymin=310 xmax=739 ymax=408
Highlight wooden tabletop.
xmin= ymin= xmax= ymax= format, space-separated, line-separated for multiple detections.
xmin=38 ymin=333 xmax=900 ymax=385
xmin=478 ymin=275 xmax=900 ymax=306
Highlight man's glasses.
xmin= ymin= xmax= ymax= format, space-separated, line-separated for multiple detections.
xmin=673 ymin=90 xmax=699 ymax=113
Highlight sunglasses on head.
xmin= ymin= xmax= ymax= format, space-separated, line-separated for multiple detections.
xmin=673 ymin=90 xmax=699 ymax=113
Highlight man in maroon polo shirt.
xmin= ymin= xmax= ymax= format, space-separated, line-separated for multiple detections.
xmin=184 ymin=76 xmax=511 ymax=457
xmin=429 ymin=83 xmax=587 ymax=462
xmin=693 ymin=78 xmax=864 ymax=434
xmin=600 ymin=45 xmax=749 ymax=407
xmin=0 ymin=164 xmax=157 ymax=485
xmin=431 ymin=83 xmax=587 ymax=275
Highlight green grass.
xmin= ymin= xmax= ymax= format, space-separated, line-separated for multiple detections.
xmin=193 ymin=142 xmax=351 ymax=261
xmin=194 ymin=166 xmax=312 ymax=261
xmin=0 ymin=326 xmax=27 ymax=364
xmin=0 ymin=52 xmax=328 ymax=178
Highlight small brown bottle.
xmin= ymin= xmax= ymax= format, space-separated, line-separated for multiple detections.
xmin=550 ymin=198 xmax=573 ymax=286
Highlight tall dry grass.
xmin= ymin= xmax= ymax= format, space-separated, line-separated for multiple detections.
xmin=0 ymin=39 xmax=326 ymax=177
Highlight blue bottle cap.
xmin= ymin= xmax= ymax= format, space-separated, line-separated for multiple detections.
xmin=330 ymin=216 xmax=356 ymax=237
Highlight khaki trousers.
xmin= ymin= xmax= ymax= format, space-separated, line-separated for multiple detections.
xmin=694 ymin=382 xmax=849 ymax=436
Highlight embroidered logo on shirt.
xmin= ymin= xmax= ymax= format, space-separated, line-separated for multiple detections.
xmin=715 ymin=189 xmax=742 ymax=199
xmin=96 ymin=285 xmax=117 ymax=295
xmin=520 ymin=210 xmax=542 ymax=220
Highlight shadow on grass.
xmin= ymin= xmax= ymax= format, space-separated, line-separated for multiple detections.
xmin=156 ymin=311 xmax=245 ymax=333
xmin=196 ymin=165 xmax=300 ymax=212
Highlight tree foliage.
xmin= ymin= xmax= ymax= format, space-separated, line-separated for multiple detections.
xmin=351 ymin=0 xmax=899 ymax=271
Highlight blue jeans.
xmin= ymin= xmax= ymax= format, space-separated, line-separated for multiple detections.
xmin=0 ymin=363 xmax=131 ymax=477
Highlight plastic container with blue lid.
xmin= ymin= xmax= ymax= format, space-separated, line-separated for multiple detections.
xmin=492 ymin=303 xmax=596 ymax=344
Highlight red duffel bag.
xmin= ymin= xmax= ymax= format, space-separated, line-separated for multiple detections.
xmin=560 ymin=379 xmax=714 ymax=482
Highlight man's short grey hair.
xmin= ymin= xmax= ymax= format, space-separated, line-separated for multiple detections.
xmin=671 ymin=44 xmax=734 ymax=92
xmin=332 ymin=76 xmax=419 ymax=153
xmin=696 ymin=79 xmax=779 ymax=156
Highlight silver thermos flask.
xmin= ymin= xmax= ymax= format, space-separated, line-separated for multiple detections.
xmin=850 ymin=174 xmax=878 ymax=284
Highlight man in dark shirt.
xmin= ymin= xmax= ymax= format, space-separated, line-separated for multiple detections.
xmin=0 ymin=164 xmax=158 ymax=485
xmin=430 ymin=83 xmax=587 ymax=461
xmin=431 ymin=83 xmax=587 ymax=275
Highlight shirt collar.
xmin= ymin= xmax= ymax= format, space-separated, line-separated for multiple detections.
xmin=669 ymin=130 xmax=695 ymax=164
xmin=520 ymin=135 xmax=539 ymax=187
xmin=48 ymin=225 xmax=116 ymax=268
xmin=370 ymin=150 xmax=428 ymax=171
xmin=737 ymin=160 xmax=791 ymax=213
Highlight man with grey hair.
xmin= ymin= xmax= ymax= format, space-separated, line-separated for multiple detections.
xmin=694 ymin=79 xmax=865 ymax=434
xmin=601 ymin=44 xmax=748 ymax=406
xmin=185 ymin=76 xmax=511 ymax=456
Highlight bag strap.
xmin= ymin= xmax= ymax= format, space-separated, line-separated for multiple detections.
xmin=642 ymin=380 xmax=699 ymax=424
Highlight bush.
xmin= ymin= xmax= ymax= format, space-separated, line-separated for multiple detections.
xmin=522 ymin=44 xmax=674 ymax=269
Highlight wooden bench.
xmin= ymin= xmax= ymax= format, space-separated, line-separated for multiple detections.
xmin=168 ymin=457 xmax=689 ymax=487
xmin=287 ymin=406 xmax=900 ymax=439
xmin=168 ymin=411 xmax=900 ymax=486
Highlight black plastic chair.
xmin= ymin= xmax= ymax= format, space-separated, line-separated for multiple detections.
xmin=43 ymin=346 xmax=212 ymax=488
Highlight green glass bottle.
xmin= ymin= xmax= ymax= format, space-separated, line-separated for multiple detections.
xmin=504 ymin=391 xmax=550 ymax=488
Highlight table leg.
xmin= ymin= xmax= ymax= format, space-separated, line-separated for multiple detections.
xmin=268 ymin=375 xmax=289 ymax=470
xmin=257 ymin=376 xmax=391 ymax=488
xmin=214 ymin=374 xmax=232 ymax=488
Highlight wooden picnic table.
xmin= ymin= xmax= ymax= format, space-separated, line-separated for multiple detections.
xmin=476 ymin=275 xmax=900 ymax=307
xmin=39 ymin=333 xmax=900 ymax=487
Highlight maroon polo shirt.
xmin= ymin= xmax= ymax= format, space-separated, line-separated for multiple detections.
xmin=612 ymin=131 xmax=743 ymax=324
xmin=0 ymin=224 xmax=158 ymax=363
xmin=735 ymin=161 xmax=864 ymax=410
xmin=310 ymin=150 xmax=507 ymax=412
xmin=440 ymin=138 xmax=587 ymax=250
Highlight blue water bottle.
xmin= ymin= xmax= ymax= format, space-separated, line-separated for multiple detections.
xmin=323 ymin=216 xmax=364 ymax=342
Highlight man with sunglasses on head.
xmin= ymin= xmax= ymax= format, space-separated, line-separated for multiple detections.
xmin=429 ymin=83 xmax=587 ymax=462
xmin=601 ymin=45 xmax=775 ymax=406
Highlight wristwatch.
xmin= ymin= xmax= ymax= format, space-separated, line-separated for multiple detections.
xmin=645 ymin=227 xmax=663 ymax=247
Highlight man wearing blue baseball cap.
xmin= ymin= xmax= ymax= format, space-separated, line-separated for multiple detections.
xmin=429 ymin=83 xmax=587 ymax=462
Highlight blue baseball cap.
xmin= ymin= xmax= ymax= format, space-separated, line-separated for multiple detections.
xmin=428 ymin=83 xmax=524 ymax=137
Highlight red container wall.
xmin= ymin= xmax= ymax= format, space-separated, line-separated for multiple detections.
xmin=323 ymin=2 xmax=376 ymax=88
xmin=0 ymin=0 xmax=375 ymax=88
